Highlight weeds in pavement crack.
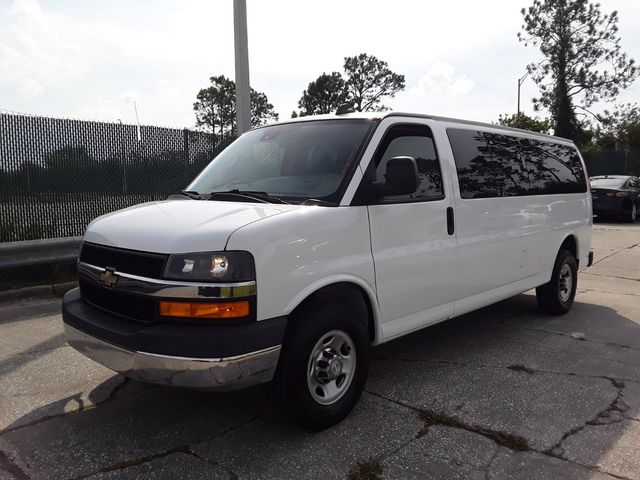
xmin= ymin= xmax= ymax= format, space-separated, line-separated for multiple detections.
xmin=346 ymin=459 xmax=383 ymax=480
xmin=417 ymin=410 xmax=530 ymax=451
xmin=507 ymin=365 xmax=536 ymax=375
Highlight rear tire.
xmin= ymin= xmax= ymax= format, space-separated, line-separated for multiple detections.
xmin=629 ymin=203 xmax=638 ymax=223
xmin=273 ymin=300 xmax=370 ymax=430
xmin=536 ymin=249 xmax=578 ymax=315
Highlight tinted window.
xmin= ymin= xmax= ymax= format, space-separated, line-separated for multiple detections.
xmin=522 ymin=140 xmax=587 ymax=194
xmin=447 ymin=129 xmax=501 ymax=198
xmin=373 ymin=124 xmax=444 ymax=202
xmin=485 ymin=133 xmax=529 ymax=197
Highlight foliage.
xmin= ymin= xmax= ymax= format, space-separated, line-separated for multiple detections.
xmin=518 ymin=0 xmax=638 ymax=140
xmin=497 ymin=112 xmax=552 ymax=133
xmin=193 ymin=75 xmax=279 ymax=135
xmin=343 ymin=53 xmax=405 ymax=112
xmin=293 ymin=53 xmax=405 ymax=116
xmin=596 ymin=103 xmax=640 ymax=150
xmin=346 ymin=459 xmax=383 ymax=480
xmin=297 ymin=72 xmax=349 ymax=116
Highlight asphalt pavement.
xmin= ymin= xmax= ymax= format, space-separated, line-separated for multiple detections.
xmin=1 ymin=223 xmax=639 ymax=480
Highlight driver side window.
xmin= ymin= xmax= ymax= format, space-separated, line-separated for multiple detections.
xmin=374 ymin=124 xmax=444 ymax=202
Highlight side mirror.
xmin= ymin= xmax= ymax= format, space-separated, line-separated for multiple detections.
xmin=373 ymin=156 xmax=419 ymax=197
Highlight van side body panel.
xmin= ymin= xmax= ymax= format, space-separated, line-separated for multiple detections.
xmin=434 ymin=120 xmax=591 ymax=317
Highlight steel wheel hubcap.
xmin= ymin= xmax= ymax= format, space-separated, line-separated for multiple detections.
xmin=559 ymin=263 xmax=573 ymax=303
xmin=307 ymin=330 xmax=356 ymax=405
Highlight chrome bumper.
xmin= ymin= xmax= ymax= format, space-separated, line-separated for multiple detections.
xmin=65 ymin=324 xmax=281 ymax=390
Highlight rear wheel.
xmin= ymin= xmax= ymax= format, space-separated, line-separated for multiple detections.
xmin=536 ymin=249 xmax=578 ymax=315
xmin=630 ymin=202 xmax=638 ymax=223
xmin=273 ymin=301 xmax=370 ymax=430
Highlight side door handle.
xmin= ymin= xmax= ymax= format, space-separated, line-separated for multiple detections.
xmin=446 ymin=207 xmax=455 ymax=236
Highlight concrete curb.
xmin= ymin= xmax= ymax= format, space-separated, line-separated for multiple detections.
xmin=0 ymin=282 xmax=77 ymax=305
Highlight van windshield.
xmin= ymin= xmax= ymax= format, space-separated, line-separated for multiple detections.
xmin=187 ymin=119 xmax=373 ymax=204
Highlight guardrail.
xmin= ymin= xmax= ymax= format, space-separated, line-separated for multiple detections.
xmin=0 ymin=237 xmax=82 ymax=270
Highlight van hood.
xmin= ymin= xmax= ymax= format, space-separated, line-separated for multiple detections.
xmin=83 ymin=199 xmax=299 ymax=253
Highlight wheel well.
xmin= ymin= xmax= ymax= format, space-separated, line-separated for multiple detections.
xmin=560 ymin=235 xmax=578 ymax=262
xmin=291 ymin=283 xmax=376 ymax=343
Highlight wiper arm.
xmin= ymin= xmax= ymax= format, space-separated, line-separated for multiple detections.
xmin=168 ymin=190 xmax=203 ymax=200
xmin=206 ymin=190 xmax=290 ymax=204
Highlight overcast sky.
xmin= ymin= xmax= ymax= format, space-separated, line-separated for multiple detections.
xmin=1 ymin=0 xmax=639 ymax=129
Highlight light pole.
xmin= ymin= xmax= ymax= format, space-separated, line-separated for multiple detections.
xmin=517 ymin=72 xmax=528 ymax=116
xmin=234 ymin=0 xmax=251 ymax=135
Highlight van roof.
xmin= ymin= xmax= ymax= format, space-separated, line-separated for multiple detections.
xmin=275 ymin=111 xmax=575 ymax=145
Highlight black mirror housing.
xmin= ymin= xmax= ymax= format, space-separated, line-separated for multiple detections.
xmin=373 ymin=156 xmax=419 ymax=197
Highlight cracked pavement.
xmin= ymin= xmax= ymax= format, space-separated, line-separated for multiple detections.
xmin=1 ymin=223 xmax=639 ymax=480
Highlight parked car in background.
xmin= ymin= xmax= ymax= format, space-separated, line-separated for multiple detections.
xmin=590 ymin=175 xmax=640 ymax=222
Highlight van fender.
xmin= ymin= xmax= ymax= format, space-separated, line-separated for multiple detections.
xmin=283 ymin=274 xmax=382 ymax=344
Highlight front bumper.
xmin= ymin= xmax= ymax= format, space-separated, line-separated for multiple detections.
xmin=63 ymin=288 xmax=286 ymax=390
xmin=65 ymin=323 xmax=281 ymax=390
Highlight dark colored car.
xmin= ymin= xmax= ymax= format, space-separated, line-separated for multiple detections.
xmin=590 ymin=175 xmax=640 ymax=222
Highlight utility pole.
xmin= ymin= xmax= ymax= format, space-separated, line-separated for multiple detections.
xmin=517 ymin=72 xmax=528 ymax=116
xmin=234 ymin=0 xmax=251 ymax=135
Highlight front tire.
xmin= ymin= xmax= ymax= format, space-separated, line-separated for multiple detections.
xmin=629 ymin=202 xmax=638 ymax=223
xmin=536 ymin=249 xmax=578 ymax=315
xmin=273 ymin=301 xmax=370 ymax=430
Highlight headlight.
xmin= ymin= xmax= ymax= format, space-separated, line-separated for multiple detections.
xmin=163 ymin=251 xmax=255 ymax=282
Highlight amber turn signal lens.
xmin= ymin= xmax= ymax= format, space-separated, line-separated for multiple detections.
xmin=159 ymin=300 xmax=250 ymax=319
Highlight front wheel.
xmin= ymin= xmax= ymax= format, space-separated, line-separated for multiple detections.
xmin=273 ymin=301 xmax=370 ymax=430
xmin=629 ymin=202 xmax=638 ymax=223
xmin=536 ymin=249 xmax=578 ymax=315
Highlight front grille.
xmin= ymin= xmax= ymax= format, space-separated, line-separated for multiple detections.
xmin=80 ymin=243 xmax=168 ymax=279
xmin=79 ymin=278 xmax=156 ymax=323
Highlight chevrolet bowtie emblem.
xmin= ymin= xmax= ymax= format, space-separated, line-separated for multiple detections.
xmin=98 ymin=268 xmax=119 ymax=287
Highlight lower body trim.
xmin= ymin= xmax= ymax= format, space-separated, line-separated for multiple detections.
xmin=65 ymin=324 xmax=281 ymax=390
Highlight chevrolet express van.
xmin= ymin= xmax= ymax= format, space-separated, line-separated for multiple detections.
xmin=63 ymin=112 xmax=593 ymax=429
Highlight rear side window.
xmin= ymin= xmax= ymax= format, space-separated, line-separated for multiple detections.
xmin=522 ymin=140 xmax=587 ymax=194
xmin=446 ymin=129 xmax=501 ymax=198
xmin=448 ymin=128 xmax=587 ymax=198
xmin=485 ymin=133 xmax=529 ymax=197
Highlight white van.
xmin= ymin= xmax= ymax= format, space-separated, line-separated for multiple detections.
xmin=63 ymin=112 xmax=593 ymax=429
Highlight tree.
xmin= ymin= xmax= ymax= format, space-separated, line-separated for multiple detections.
xmin=193 ymin=75 xmax=278 ymax=135
xmin=592 ymin=103 xmax=640 ymax=150
xmin=343 ymin=54 xmax=405 ymax=112
xmin=518 ymin=0 xmax=638 ymax=140
xmin=297 ymin=72 xmax=349 ymax=116
xmin=497 ymin=112 xmax=552 ymax=133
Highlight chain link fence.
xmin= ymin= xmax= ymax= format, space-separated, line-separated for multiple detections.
xmin=0 ymin=112 xmax=232 ymax=242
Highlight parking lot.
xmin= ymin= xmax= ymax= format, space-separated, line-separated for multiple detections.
xmin=1 ymin=223 xmax=639 ymax=480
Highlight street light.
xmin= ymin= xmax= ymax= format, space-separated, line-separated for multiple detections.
xmin=234 ymin=0 xmax=251 ymax=135
xmin=517 ymin=72 xmax=528 ymax=116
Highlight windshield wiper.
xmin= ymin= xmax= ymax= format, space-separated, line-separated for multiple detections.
xmin=168 ymin=190 xmax=203 ymax=200
xmin=206 ymin=190 xmax=290 ymax=204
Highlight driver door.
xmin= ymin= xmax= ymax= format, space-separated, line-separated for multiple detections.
xmin=362 ymin=119 xmax=457 ymax=341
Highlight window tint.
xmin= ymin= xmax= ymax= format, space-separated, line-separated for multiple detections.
xmin=447 ymin=129 xmax=501 ymax=198
xmin=485 ymin=133 xmax=529 ymax=197
xmin=448 ymin=128 xmax=587 ymax=198
xmin=374 ymin=124 xmax=444 ymax=202
xmin=522 ymin=140 xmax=587 ymax=194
